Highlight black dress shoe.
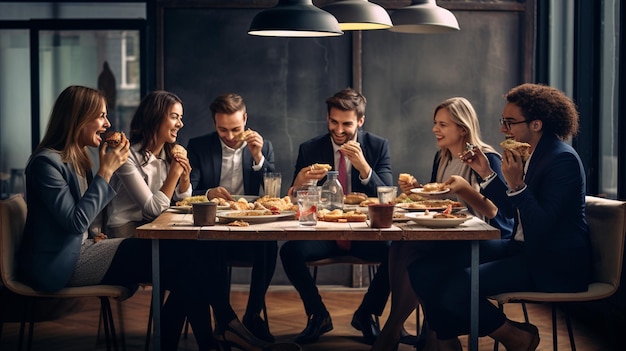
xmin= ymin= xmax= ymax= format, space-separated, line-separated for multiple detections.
xmin=295 ymin=312 xmax=333 ymax=344
xmin=243 ymin=313 xmax=275 ymax=343
xmin=350 ymin=310 xmax=380 ymax=345
xmin=399 ymin=326 xmax=418 ymax=346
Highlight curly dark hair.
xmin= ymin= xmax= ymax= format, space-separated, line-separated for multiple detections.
xmin=504 ymin=83 xmax=579 ymax=140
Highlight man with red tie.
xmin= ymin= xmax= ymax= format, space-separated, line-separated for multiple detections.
xmin=281 ymin=88 xmax=393 ymax=345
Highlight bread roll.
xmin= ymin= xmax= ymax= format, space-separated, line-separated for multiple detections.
xmin=171 ymin=144 xmax=187 ymax=158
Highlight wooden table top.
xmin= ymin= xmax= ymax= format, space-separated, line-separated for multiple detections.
xmin=136 ymin=211 xmax=500 ymax=241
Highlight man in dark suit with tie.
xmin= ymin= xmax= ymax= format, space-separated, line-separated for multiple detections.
xmin=280 ymin=88 xmax=393 ymax=345
xmin=187 ymin=93 xmax=277 ymax=342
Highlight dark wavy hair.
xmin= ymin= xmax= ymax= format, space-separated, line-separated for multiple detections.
xmin=505 ymin=83 xmax=579 ymax=140
xmin=326 ymin=87 xmax=366 ymax=119
xmin=129 ymin=90 xmax=183 ymax=162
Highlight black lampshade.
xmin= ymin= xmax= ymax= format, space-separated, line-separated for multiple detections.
xmin=248 ymin=0 xmax=344 ymax=37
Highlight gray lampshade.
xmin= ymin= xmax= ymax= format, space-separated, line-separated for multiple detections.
xmin=248 ymin=0 xmax=343 ymax=37
xmin=322 ymin=0 xmax=392 ymax=31
xmin=389 ymin=0 xmax=460 ymax=33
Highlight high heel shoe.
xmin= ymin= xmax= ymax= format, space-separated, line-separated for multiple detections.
xmin=214 ymin=319 xmax=302 ymax=351
xmin=214 ymin=318 xmax=270 ymax=351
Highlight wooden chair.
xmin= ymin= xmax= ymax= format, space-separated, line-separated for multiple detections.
xmin=490 ymin=195 xmax=626 ymax=351
xmin=0 ymin=194 xmax=132 ymax=351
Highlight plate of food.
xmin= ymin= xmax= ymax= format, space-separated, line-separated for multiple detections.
xmin=405 ymin=212 xmax=471 ymax=228
xmin=232 ymin=195 xmax=259 ymax=202
xmin=217 ymin=210 xmax=296 ymax=223
xmin=410 ymin=182 xmax=450 ymax=195
xmin=392 ymin=212 xmax=412 ymax=222
xmin=396 ymin=200 xmax=465 ymax=212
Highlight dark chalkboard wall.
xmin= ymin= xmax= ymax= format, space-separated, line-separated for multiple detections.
xmin=164 ymin=8 xmax=351 ymax=196
xmin=162 ymin=7 xmax=524 ymax=285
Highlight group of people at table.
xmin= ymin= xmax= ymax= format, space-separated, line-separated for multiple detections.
xmin=17 ymin=83 xmax=591 ymax=351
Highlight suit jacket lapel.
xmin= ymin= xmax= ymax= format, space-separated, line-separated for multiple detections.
xmin=209 ymin=133 xmax=222 ymax=186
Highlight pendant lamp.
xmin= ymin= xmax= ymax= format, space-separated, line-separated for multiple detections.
xmin=321 ymin=0 xmax=393 ymax=31
xmin=389 ymin=0 xmax=460 ymax=33
xmin=248 ymin=0 xmax=343 ymax=37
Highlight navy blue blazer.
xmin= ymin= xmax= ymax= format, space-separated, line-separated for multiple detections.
xmin=19 ymin=149 xmax=117 ymax=292
xmin=187 ymin=132 xmax=275 ymax=196
xmin=482 ymin=133 xmax=591 ymax=292
xmin=292 ymin=131 xmax=393 ymax=197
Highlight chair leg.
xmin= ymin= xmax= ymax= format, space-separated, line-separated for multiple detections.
xmin=493 ymin=303 xmax=504 ymax=351
xmin=521 ymin=302 xmax=529 ymax=323
xmin=551 ymin=304 xmax=558 ymax=351
xmin=145 ymin=295 xmax=153 ymax=351
xmin=100 ymin=297 xmax=114 ymax=351
xmin=116 ymin=299 xmax=127 ymax=351
xmin=563 ymin=307 xmax=576 ymax=351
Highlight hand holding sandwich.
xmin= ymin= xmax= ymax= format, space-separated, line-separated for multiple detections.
xmin=291 ymin=163 xmax=331 ymax=193
xmin=98 ymin=131 xmax=130 ymax=182
xmin=398 ymin=173 xmax=419 ymax=194
xmin=237 ymin=128 xmax=265 ymax=164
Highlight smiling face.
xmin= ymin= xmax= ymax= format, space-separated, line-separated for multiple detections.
xmin=79 ymin=99 xmax=110 ymax=148
xmin=215 ymin=110 xmax=247 ymax=149
xmin=432 ymin=107 xmax=466 ymax=154
xmin=501 ymin=102 xmax=532 ymax=143
xmin=327 ymin=107 xmax=364 ymax=146
xmin=156 ymin=102 xmax=184 ymax=145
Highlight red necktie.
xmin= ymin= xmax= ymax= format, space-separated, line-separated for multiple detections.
xmin=336 ymin=150 xmax=351 ymax=250
xmin=338 ymin=150 xmax=348 ymax=195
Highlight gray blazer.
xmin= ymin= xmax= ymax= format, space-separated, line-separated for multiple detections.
xmin=19 ymin=149 xmax=116 ymax=292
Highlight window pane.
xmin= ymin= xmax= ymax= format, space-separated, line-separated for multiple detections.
xmin=0 ymin=29 xmax=31 ymax=198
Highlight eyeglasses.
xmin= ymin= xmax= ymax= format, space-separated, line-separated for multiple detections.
xmin=499 ymin=118 xmax=530 ymax=130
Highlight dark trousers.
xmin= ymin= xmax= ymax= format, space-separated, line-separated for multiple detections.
xmin=280 ymin=240 xmax=390 ymax=317
xmin=407 ymin=239 xmax=525 ymax=339
xmin=224 ymin=241 xmax=278 ymax=318
xmin=100 ymin=239 xmax=237 ymax=351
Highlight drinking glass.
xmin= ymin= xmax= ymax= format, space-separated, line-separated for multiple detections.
xmin=263 ymin=172 xmax=282 ymax=198
xmin=377 ymin=186 xmax=397 ymax=205
xmin=297 ymin=190 xmax=319 ymax=226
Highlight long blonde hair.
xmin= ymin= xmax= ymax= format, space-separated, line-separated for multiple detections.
xmin=36 ymin=85 xmax=106 ymax=176
xmin=434 ymin=97 xmax=497 ymax=165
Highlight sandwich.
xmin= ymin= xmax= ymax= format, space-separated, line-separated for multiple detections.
xmin=311 ymin=163 xmax=332 ymax=171
xmin=104 ymin=131 xmax=122 ymax=147
xmin=344 ymin=192 xmax=368 ymax=205
xmin=398 ymin=173 xmax=413 ymax=183
xmin=171 ymin=144 xmax=187 ymax=158
xmin=235 ymin=129 xmax=253 ymax=142
xmin=500 ymin=139 xmax=531 ymax=162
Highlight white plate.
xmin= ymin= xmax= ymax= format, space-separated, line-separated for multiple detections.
xmin=411 ymin=187 xmax=451 ymax=195
xmin=169 ymin=205 xmax=192 ymax=213
xmin=405 ymin=213 xmax=471 ymax=228
xmin=216 ymin=204 xmax=231 ymax=211
xmin=395 ymin=202 xmax=466 ymax=212
xmin=217 ymin=210 xmax=296 ymax=223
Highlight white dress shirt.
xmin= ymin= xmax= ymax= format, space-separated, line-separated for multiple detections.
xmin=107 ymin=144 xmax=192 ymax=229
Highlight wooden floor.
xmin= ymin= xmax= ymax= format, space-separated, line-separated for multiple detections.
xmin=0 ymin=285 xmax=612 ymax=350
